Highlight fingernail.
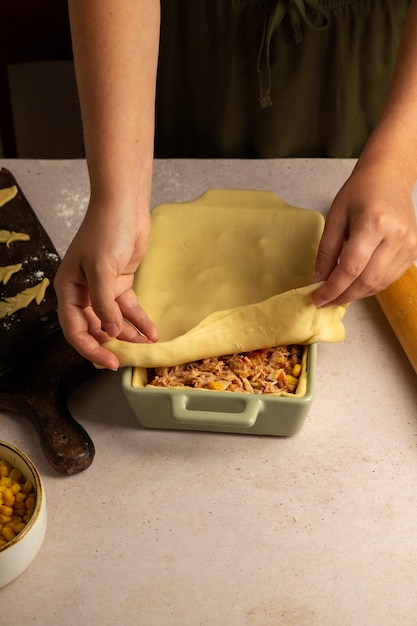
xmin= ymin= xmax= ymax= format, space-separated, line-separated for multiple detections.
xmin=103 ymin=322 xmax=119 ymax=338
xmin=313 ymin=296 xmax=327 ymax=308
xmin=312 ymin=272 xmax=322 ymax=284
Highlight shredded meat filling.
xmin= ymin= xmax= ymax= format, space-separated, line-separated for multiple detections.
xmin=148 ymin=345 xmax=303 ymax=394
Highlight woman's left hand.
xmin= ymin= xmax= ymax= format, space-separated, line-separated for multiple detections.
xmin=312 ymin=161 xmax=417 ymax=307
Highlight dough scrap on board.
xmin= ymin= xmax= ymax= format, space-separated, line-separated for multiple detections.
xmin=0 ymin=185 xmax=18 ymax=208
xmin=0 ymin=230 xmax=30 ymax=247
xmin=0 ymin=264 xmax=22 ymax=285
xmin=0 ymin=278 xmax=50 ymax=319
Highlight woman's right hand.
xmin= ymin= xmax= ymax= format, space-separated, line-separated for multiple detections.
xmin=54 ymin=201 xmax=159 ymax=370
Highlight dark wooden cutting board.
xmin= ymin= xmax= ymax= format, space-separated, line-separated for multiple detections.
xmin=0 ymin=166 xmax=95 ymax=474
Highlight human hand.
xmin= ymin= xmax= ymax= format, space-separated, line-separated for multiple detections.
xmin=312 ymin=161 xmax=417 ymax=308
xmin=54 ymin=201 xmax=159 ymax=370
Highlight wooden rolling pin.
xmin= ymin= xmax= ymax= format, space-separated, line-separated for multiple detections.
xmin=375 ymin=263 xmax=417 ymax=374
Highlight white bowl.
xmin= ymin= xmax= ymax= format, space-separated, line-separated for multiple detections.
xmin=0 ymin=441 xmax=47 ymax=588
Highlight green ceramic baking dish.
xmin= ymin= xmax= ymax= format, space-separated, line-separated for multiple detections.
xmin=118 ymin=189 xmax=325 ymax=436
xmin=121 ymin=343 xmax=316 ymax=436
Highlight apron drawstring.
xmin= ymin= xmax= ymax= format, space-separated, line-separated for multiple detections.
xmin=257 ymin=0 xmax=329 ymax=108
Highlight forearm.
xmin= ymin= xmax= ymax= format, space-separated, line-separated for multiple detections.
xmin=358 ymin=0 xmax=417 ymax=187
xmin=68 ymin=0 xmax=160 ymax=212
xmin=313 ymin=1 xmax=417 ymax=307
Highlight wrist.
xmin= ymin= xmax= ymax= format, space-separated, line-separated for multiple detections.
xmin=357 ymin=113 xmax=417 ymax=191
xmin=85 ymin=157 xmax=154 ymax=218
xmin=356 ymin=133 xmax=417 ymax=192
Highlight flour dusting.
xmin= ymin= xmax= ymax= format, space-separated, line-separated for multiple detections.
xmin=56 ymin=187 xmax=89 ymax=228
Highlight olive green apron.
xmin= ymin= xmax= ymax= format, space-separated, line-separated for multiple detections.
xmin=155 ymin=0 xmax=411 ymax=158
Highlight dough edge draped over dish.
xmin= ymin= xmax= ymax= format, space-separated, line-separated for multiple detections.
xmin=103 ymin=282 xmax=347 ymax=368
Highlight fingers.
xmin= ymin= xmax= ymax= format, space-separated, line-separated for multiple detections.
xmin=58 ymin=296 xmax=158 ymax=370
xmin=72 ymin=333 xmax=121 ymax=371
xmin=313 ymin=215 xmax=385 ymax=306
xmin=313 ymin=239 xmax=410 ymax=307
xmin=55 ymin=265 xmax=158 ymax=370
xmin=313 ymin=216 xmax=417 ymax=307
xmin=116 ymin=290 xmax=160 ymax=343
xmin=90 ymin=275 xmax=159 ymax=343
xmin=79 ymin=258 xmax=159 ymax=343
xmin=56 ymin=284 xmax=121 ymax=370
xmin=312 ymin=170 xmax=417 ymax=307
xmin=313 ymin=205 xmax=347 ymax=284
xmin=85 ymin=261 xmax=125 ymax=338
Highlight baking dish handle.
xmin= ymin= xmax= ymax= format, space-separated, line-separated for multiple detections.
xmin=171 ymin=395 xmax=262 ymax=429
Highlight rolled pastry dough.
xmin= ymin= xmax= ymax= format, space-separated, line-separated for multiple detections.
xmin=102 ymin=189 xmax=347 ymax=369
xmin=104 ymin=283 xmax=346 ymax=367
xmin=130 ymin=189 xmax=327 ymax=341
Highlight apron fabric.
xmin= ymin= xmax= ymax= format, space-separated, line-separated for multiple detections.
xmin=155 ymin=0 xmax=411 ymax=158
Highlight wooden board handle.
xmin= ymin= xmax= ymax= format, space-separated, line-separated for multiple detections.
xmin=375 ymin=263 xmax=417 ymax=374
xmin=0 ymin=330 xmax=95 ymax=475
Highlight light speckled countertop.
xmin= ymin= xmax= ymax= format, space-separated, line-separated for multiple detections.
xmin=1 ymin=159 xmax=417 ymax=625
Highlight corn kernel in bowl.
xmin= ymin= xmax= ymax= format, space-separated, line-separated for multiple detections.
xmin=0 ymin=441 xmax=47 ymax=589
xmin=0 ymin=459 xmax=36 ymax=547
